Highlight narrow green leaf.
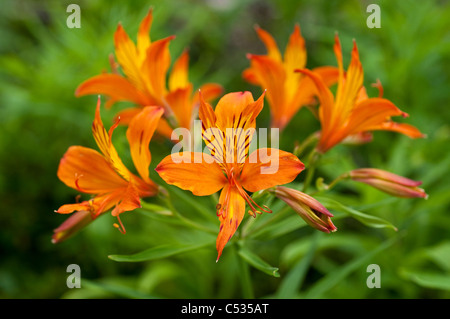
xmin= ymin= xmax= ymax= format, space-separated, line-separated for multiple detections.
xmin=250 ymin=214 xmax=307 ymax=240
xmin=399 ymin=269 xmax=450 ymax=291
xmin=108 ymin=240 xmax=213 ymax=262
xmin=304 ymin=235 xmax=400 ymax=298
xmin=276 ymin=232 xmax=320 ymax=298
xmin=140 ymin=201 xmax=172 ymax=215
xmin=82 ymin=279 xmax=159 ymax=299
xmin=238 ymin=246 xmax=280 ymax=278
xmin=426 ymin=241 xmax=450 ymax=271
xmin=316 ymin=196 xmax=398 ymax=231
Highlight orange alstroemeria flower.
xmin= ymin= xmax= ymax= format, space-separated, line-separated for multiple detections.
xmin=53 ymin=99 xmax=163 ymax=243
xmin=156 ymin=92 xmax=305 ymax=260
xmin=297 ymin=34 xmax=425 ymax=153
xmin=75 ymin=9 xmax=222 ymax=137
xmin=243 ymin=25 xmax=338 ymax=131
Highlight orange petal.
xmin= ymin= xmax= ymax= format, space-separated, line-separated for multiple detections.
xmin=333 ymin=38 xmax=364 ymax=126
xmin=216 ymin=184 xmax=245 ymax=261
xmin=242 ymin=68 xmax=259 ymax=85
xmin=255 ymin=26 xmax=282 ymax=62
xmin=198 ymin=92 xmax=217 ymax=130
xmin=192 ymin=83 xmax=223 ymax=105
xmin=137 ymin=8 xmax=153 ymax=60
xmin=114 ymin=23 xmax=147 ymax=93
xmin=111 ymin=182 xmax=142 ymax=216
xmin=156 ymin=117 xmax=175 ymax=140
xmin=240 ymin=148 xmax=304 ymax=192
xmin=113 ymin=107 xmax=142 ymax=125
xmin=345 ymin=98 xmax=406 ymax=137
xmin=127 ymin=106 xmax=164 ymax=184
xmin=117 ymin=108 xmax=173 ymax=139
xmin=75 ymin=74 xmax=152 ymax=106
xmin=57 ymin=146 xmax=128 ymax=194
xmin=214 ymin=91 xmax=264 ymax=131
xmin=165 ymin=85 xmax=193 ymax=129
xmin=366 ymin=121 xmax=425 ymax=139
xmin=312 ymin=66 xmax=339 ymax=88
xmin=296 ymin=68 xmax=335 ymax=130
xmin=168 ymin=50 xmax=189 ymax=92
xmin=56 ymin=192 xmax=122 ymax=215
xmin=92 ymin=99 xmax=132 ymax=181
xmin=246 ymin=55 xmax=286 ymax=128
xmin=142 ymin=36 xmax=175 ymax=103
xmin=155 ymin=152 xmax=227 ymax=196
xmin=284 ymin=24 xmax=306 ymax=75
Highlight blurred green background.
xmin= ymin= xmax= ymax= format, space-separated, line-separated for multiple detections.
xmin=0 ymin=0 xmax=449 ymax=299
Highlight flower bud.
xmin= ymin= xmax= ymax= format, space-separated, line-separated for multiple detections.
xmin=274 ymin=186 xmax=337 ymax=233
xmin=349 ymin=168 xmax=428 ymax=199
xmin=52 ymin=210 xmax=95 ymax=244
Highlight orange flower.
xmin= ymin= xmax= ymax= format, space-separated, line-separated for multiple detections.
xmin=75 ymin=9 xmax=222 ymax=137
xmin=53 ymin=98 xmax=163 ymax=243
xmin=297 ymin=34 xmax=425 ymax=153
xmin=155 ymin=92 xmax=304 ymax=260
xmin=243 ymin=25 xmax=338 ymax=130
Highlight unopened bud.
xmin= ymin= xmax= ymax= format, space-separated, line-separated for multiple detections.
xmin=349 ymin=168 xmax=428 ymax=199
xmin=274 ymin=186 xmax=337 ymax=233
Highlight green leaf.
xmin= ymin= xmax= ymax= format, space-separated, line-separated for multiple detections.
xmin=304 ymin=235 xmax=400 ymax=298
xmin=238 ymin=246 xmax=280 ymax=278
xmin=140 ymin=201 xmax=173 ymax=216
xmin=426 ymin=241 xmax=450 ymax=271
xmin=250 ymin=214 xmax=307 ymax=240
xmin=399 ymin=269 xmax=450 ymax=291
xmin=316 ymin=196 xmax=398 ymax=231
xmin=276 ymin=232 xmax=320 ymax=298
xmin=82 ymin=279 xmax=159 ymax=299
xmin=108 ymin=240 xmax=213 ymax=262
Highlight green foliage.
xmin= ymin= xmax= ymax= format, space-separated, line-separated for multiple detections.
xmin=1 ymin=0 xmax=449 ymax=299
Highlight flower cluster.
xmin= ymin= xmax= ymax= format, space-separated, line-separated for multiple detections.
xmin=54 ymin=9 xmax=427 ymax=260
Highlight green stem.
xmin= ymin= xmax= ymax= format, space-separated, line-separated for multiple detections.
xmin=327 ymin=173 xmax=350 ymax=190
xmin=302 ymin=149 xmax=321 ymax=193
xmin=294 ymin=131 xmax=320 ymax=158
xmin=310 ymin=172 xmax=350 ymax=196
xmin=244 ymin=204 xmax=291 ymax=237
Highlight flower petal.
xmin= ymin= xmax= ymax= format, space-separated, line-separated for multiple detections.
xmin=283 ymin=24 xmax=306 ymax=72
xmin=283 ymin=24 xmax=306 ymax=103
xmin=295 ymin=68 xmax=335 ymax=131
xmin=165 ymin=85 xmax=193 ymax=129
xmin=141 ymin=36 xmax=175 ymax=103
xmin=366 ymin=121 xmax=425 ymax=139
xmin=168 ymin=50 xmax=189 ymax=92
xmin=137 ymin=8 xmax=153 ymax=61
xmin=155 ymin=152 xmax=227 ymax=196
xmin=240 ymin=148 xmax=304 ymax=192
xmin=114 ymin=23 xmax=147 ymax=92
xmin=193 ymin=83 xmax=223 ymax=105
xmin=75 ymin=74 xmax=152 ymax=106
xmin=111 ymin=182 xmax=142 ymax=216
xmin=255 ymin=25 xmax=282 ymax=61
xmin=246 ymin=55 xmax=286 ymax=128
xmin=344 ymin=98 xmax=406 ymax=137
xmin=333 ymin=38 xmax=364 ymax=128
xmin=92 ymin=99 xmax=133 ymax=181
xmin=126 ymin=106 xmax=164 ymax=184
xmin=216 ymin=184 xmax=245 ymax=261
xmin=57 ymin=146 xmax=128 ymax=194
